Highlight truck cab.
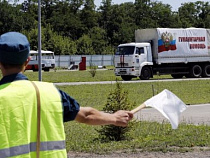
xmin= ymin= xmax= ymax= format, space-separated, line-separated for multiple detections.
xmin=114 ymin=43 xmax=153 ymax=80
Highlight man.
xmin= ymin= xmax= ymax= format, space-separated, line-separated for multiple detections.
xmin=0 ymin=32 xmax=133 ymax=158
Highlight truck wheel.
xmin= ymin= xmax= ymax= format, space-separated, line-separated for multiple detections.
xmin=32 ymin=66 xmax=38 ymax=72
xmin=121 ymin=75 xmax=132 ymax=81
xmin=44 ymin=68 xmax=50 ymax=72
xmin=140 ymin=67 xmax=151 ymax=80
xmin=171 ymin=74 xmax=184 ymax=79
xmin=189 ymin=65 xmax=202 ymax=78
xmin=202 ymin=64 xmax=210 ymax=77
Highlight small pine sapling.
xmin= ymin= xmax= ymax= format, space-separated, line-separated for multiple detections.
xmin=97 ymin=81 xmax=136 ymax=141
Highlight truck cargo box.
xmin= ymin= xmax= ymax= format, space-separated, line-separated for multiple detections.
xmin=135 ymin=28 xmax=210 ymax=64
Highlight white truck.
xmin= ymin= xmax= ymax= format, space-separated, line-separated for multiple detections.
xmin=114 ymin=28 xmax=210 ymax=80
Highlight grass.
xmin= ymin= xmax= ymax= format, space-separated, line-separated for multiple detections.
xmin=24 ymin=69 xmax=120 ymax=82
xmin=57 ymin=80 xmax=210 ymax=109
xmin=23 ymin=68 xmax=172 ymax=82
xmin=4 ymin=69 xmax=210 ymax=154
xmin=64 ymin=121 xmax=210 ymax=154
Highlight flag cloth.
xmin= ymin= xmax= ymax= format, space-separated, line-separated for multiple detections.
xmin=144 ymin=89 xmax=188 ymax=129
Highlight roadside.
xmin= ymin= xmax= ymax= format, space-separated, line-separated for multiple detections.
xmin=68 ymin=148 xmax=210 ymax=158
xmin=68 ymin=104 xmax=210 ymax=158
xmin=54 ymin=77 xmax=210 ymax=86
xmin=55 ymin=76 xmax=210 ymax=158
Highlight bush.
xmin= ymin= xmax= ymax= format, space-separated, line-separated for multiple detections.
xmin=97 ymin=81 xmax=136 ymax=141
xmin=89 ymin=62 xmax=97 ymax=77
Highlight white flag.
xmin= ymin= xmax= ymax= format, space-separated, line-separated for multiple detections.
xmin=144 ymin=89 xmax=188 ymax=129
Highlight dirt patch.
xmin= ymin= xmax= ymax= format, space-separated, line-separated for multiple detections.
xmin=68 ymin=148 xmax=210 ymax=158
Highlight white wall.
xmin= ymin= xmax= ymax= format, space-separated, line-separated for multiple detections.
xmin=55 ymin=55 xmax=114 ymax=68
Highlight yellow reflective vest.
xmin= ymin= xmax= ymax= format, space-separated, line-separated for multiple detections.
xmin=0 ymin=80 xmax=67 ymax=158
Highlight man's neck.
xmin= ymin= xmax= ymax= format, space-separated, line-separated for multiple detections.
xmin=2 ymin=69 xmax=23 ymax=77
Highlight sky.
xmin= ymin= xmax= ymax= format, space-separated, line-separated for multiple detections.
xmin=95 ymin=0 xmax=210 ymax=11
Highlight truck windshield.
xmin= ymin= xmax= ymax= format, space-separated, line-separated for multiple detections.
xmin=115 ymin=46 xmax=135 ymax=55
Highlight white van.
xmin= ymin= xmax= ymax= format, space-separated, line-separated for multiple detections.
xmin=26 ymin=50 xmax=55 ymax=72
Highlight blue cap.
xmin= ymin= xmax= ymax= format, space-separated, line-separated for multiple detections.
xmin=0 ymin=32 xmax=30 ymax=64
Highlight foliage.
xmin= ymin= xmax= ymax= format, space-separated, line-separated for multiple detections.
xmin=22 ymin=26 xmax=77 ymax=54
xmin=2 ymin=0 xmax=210 ymax=55
xmin=88 ymin=62 xmax=97 ymax=77
xmin=88 ymin=27 xmax=108 ymax=54
xmin=97 ymin=81 xmax=136 ymax=141
xmin=76 ymin=34 xmax=95 ymax=54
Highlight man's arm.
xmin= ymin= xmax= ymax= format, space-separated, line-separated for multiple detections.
xmin=75 ymin=107 xmax=133 ymax=127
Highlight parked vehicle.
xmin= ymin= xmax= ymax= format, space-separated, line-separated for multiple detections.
xmin=114 ymin=28 xmax=210 ymax=80
xmin=26 ymin=50 xmax=55 ymax=72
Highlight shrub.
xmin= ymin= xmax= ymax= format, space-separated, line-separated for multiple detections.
xmin=89 ymin=62 xmax=97 ymax=77
xmin=97 ymin=81 xmax=136 ymax=141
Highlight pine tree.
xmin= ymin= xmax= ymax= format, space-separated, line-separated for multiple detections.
xmin=98 ymin=81 xmax=136 ymax=141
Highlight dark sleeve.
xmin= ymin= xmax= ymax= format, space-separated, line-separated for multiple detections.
xmin=58 ymin=89 xmax=80 ymax=122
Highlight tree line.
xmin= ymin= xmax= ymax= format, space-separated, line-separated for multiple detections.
xmin=0 ymin=0 xmax=210 ymax=55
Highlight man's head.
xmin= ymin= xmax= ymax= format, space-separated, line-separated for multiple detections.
xmin=0 ymin=32 xmax=30 ymax=65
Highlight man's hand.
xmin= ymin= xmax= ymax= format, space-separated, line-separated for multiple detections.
xmin=113 ymin=110 xmax=133 ymax=127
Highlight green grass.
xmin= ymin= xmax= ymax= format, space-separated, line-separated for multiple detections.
xmin=24 ymin=69 xmax=120 ymax=82
xmin=3 ymin=70 xmax=210 ymax=153
xmin=57 ymin=80 xmax=210 ymax=109
xmin=23 ymin=69 xmax=172 ymax=82
xmin=64 ymin=121 xmax=210 ymax=154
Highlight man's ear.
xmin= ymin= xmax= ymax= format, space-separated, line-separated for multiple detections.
xmin=24 ymin=56 xmax=31 ymax=66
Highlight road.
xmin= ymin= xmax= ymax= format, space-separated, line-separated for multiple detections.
xmin=54 ymin=77 xmax=210 ymax=86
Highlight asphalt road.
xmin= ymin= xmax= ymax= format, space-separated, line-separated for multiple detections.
xmin=54 ymin=77 xmax=210 ymax=86
xmin=134 ymin=104 xmax=210 ymax=126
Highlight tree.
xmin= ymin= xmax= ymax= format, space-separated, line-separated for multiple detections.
xmin=22 ymin=26 xmax=77 ymax=55
xmin=150 ymin=1 xmax=175 ymax=28
xmin=194 ymin=1 xmax=210 ymax=28
xmin=111 ymin=3 xmax=136 ymax=45
xmin=2 ymin=0 xmax=210 ymax=56
xmin=98 ymin=0 xmax=112 ymax=44
xmin=134 ymin=0 xmax=152 ymax=28
xmin=68 ymin=0 xmax=84 ymax=14
xmin=0 ymin=1 xmax=22 ymax=34
xmin=76 ymin=35 xmax=95 ymax=54
xmin=88 ymin=26 xmax=110 ymax=54
xmin=51 ymin=34 xmax=77 ymax=55
xmin=178 ymin=2 xmax=197 ymax=27
xmin=22 ymin=28 xmax=39 ymax=50
xmin=49 ymin=1 xmax=84 ymax=39
xmin=41 ymin=0 xmax=57 ymax=27
xmin=80 ymin=0 xmax=98 ymax=33
xmin=97 ymin=82 xmax=136 ymax=141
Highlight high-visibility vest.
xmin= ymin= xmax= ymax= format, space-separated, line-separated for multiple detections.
xmin=0 ymin=80 xmax=67 ymax=158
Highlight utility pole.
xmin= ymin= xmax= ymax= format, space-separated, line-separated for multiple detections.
xmin=38 ymin=0 xmax=42 ymax=81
